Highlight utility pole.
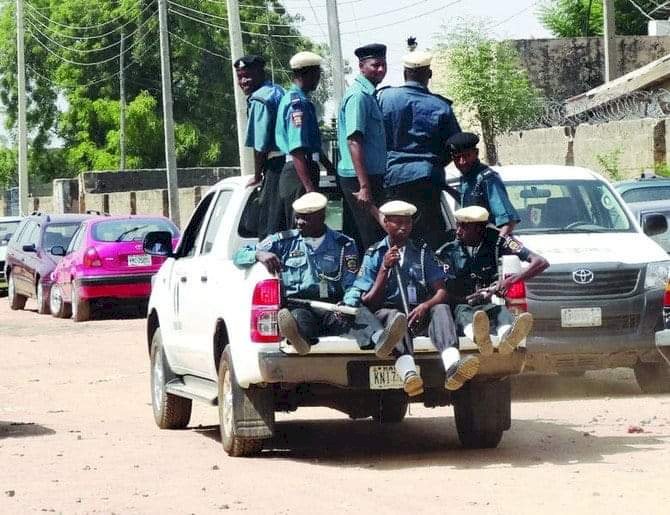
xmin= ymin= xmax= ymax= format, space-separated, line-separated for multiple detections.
xmin=16 ymin=0 xmax=29 ymax=215
xmin=603 ymin=0 xmax=617 ymax=81
xmin=226 ymin=0 xmax=254 ymax=176
xmin=325 ymin=0 xmax=345 ymax=110
xmin=119 ymin=30 xmax=126 ymax=171
xmin=157 ymin=0 xmax=180 ymax=226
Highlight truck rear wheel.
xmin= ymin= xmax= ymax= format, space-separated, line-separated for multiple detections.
xmin=372 ymin=393 xmax=408 ymax=423
xmin=218 ymin=347 xmax=274 ymax=457
xmin=634 ymin=361 xmax=670 ymax=394
xmin=453 ymin=378 xmax=511 ymax=449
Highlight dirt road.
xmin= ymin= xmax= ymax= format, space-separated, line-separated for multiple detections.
xmin=1 ymin=299 xmax=669 ymax=514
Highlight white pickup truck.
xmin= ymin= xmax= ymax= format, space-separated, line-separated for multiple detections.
xmin=143 ymin=176 xmax=528 ymax=457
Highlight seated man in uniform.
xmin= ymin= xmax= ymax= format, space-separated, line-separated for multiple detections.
xmin=436 ymin=206 xmax=549 ymax=355
xmin=234 ymin=192 xmax=407 ymax=356
xmin=344 ymin=201 xmax=480 ymax=396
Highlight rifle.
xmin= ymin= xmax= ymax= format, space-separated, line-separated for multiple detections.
xmin=288 ymin=298 xmax=359 ymax=316
xmin=394 ymin=264 xmax=415 ymax=337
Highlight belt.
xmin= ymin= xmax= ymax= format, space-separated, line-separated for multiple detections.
xmin=267 ymin=151 xmax=284 ymax=160
xmin=286 ymin=152 xmax=320 ymax=163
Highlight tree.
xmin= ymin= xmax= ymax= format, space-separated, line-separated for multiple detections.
xmin=433 ymin=22 xmax=542 ymax=164
xmin=538 ymin=0 xmax=666 ymax=37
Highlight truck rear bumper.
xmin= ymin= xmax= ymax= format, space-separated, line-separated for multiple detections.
xmin=655 ymin=329 xmax=670 ymax=366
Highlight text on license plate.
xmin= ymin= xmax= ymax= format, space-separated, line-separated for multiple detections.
xmin=561 ymin=307 xmax=602 ymax=328
xmin=127 ymin=254 xmax=151 ymax=267
xmin=369 ymin=365 xmax=420 ymax=390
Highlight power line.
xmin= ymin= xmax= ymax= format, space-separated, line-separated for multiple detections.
xmin=490 ymin=1 xmax=540 ymax=29
xmin=168 ymin=30 xmax=231 ymax=60
xmin=307 ymin=0 xmax=328 ymax=39
xmin=25 ymin=0 xmax=154 ymax=32
xmin=626 ymin=0 xmax=655 ymax=19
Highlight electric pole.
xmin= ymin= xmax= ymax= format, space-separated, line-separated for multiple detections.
xmin=226 ymin=0 xmax=254 ymax=176
xmin=119 ymin=30 xmax=126 ymax=171
xmin=603 ymin=0 xmax=617 ymax=81
xmin=157 ymin=0 xmax=180 ymax=226
xmin=16 ymin=0 xmax=29 ymax=215
xmin=325 ymin=0 xmax=345 ymax=110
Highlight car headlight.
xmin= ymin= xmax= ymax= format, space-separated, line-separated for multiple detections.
xmin=645 ymin=261 xmax=670 ymax=290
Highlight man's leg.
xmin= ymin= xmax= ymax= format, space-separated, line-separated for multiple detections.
xmin=258 ymin=159 xmax=286 ymax=239
xmin=277 ymin=306 xmax=318 ymax=355
xmin=376 ymin=308 xmax=422 ymax=396
xmin=340 ymin=176 xmax=384 ymax=251
xmin=454 ymin=304 xmax=493 ymax=356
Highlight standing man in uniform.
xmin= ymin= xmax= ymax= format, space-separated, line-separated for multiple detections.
xmin=344 ymin=201 xmax=480 ymax=395
xmin=234 ymin=55 xmax=285 ymax=239
xmin=275 ymin=51 xmax=335 ymax=229
xmin=233 ymin=192 xmax=407 ymax=356
xmin=446 ymin=132 xmax=520 ymax=237
xmin=337 ymin=43 xmax=388 ymax=252
xmin=377 ymin=48 xmax=461 ymax=251
xmin=436 ymin=206 xmax=548 ymax=355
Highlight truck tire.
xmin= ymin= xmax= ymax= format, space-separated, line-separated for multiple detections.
xmin=453 ymin=378 xmax=511 ymax=449
xmin=218 ymin=347 xmax=274 ymax=457
xmin=150 ymin=329 xmax=192 ymax=429
xmin=36 ymin=282 xmax=51 ymax=315
xmin=633 ymin=361 xmax=670 ymax=394
xmin=49 ymin=284 xmax=71 ymax=319
xmin=8 ymin=274 xmax=26 ymax=310
xmin=71 ymin=285 xmax=90 ymax=322
xmin=372 ymin=393 xmax=408 ymax=424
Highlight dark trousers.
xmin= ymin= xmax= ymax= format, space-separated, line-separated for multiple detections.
xmin=278 ymin=161 xmax=320 ymax=229
xmin=454 ymin=303 xmax=515 ymax=335
xmin=257 ymin=157 xmax=286 ymax=240
xmin=288 ymin=304 xmax=382 ymax=347
xmin=384 ymin=177 xmax=447 ymax=252
xmin=339 ymin=175 xmax=384 ymax=252
xmin=375 ymin=304 xmax=457 ymax=357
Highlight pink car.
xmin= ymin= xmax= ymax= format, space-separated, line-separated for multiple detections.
xmin=49 ymin=215 xmax=180 ymax=322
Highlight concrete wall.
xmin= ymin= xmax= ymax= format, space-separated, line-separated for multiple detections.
xmin=496 ymin=117 xmax=668 ymax=178
xmin=512 ymin=36 xmax=670 ymax=100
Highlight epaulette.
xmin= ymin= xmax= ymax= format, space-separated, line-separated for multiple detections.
xmin=435 ymin=240 xmax=457 ymax=257
xmin=277 ymin=229 xmax=299 ymax=241
xmin=365 ymin=239 xmax=386 ymax=256
xmin=430 ymin=92 xmax=453 ymax=105
xmin=334 ymin=231 xmax=355 ymax=246
xmin=375 ymin=85 xmax=392 ymax=97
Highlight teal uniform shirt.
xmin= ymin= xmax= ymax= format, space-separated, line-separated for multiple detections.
xmin=337 ymin=74 xmax=387 ymax=178
xmin=245 ymin=81 xmax=285 ymax=153
xmin=343 ymin=237 xmax=445 ymax=308
xmin=275 ymin=84 xmax=322 ymax=155
xmin=233 ymin=228 xmax=359 ymax=301
xmin=460 ymin=162 xmax=521 ymax=227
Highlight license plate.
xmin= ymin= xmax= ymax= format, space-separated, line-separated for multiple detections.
xmin=127 ymin=254 xmax=151 ymax=267
xmin=369 ymin=365 xmax=420 ymax=390
xmin=561 ymin=307 xmax=602 ymax=328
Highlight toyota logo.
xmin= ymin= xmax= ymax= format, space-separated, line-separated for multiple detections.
xmin=573 ymin=269 xmax=595 ymax=284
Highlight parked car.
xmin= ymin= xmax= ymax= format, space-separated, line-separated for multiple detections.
xmin=5 ymin=213 xmax=94 ymax=314
xmin=143 ymin=176 xmax=531 ymax=457
xmin=49 ymin=215 xmax=180 ymax=322
xmin=0 ymin=216 xmax=23 ymax=291
xmin=627 ymin=200 xmax=670 ymax=254
xmin=614 ymin=173 xmax=670 ymax=203
xmin=446 ymin=165 xmax=670 ymax=393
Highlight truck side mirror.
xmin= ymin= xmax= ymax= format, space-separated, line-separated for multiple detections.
xmin=143 ymin=231 xmax=174 ymax=257
xmin=643 ymin=213 xmax=668 ymax=237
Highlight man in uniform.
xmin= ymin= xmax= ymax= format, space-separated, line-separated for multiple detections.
xmin=275 ymin=51 xmax=335 ymax=229
xmin=446 ymin=132 xmax=520 ymax=237
xmin=337 ymin=43 xmax=388 ymax=251
xmin=344 ymin=201 xmax=480 ymax=395
xmin=234 ymin=55 xmax=285 ymax=239
xmin=436 ymin=206 xmax=549 ymax=355
xmin=234 ymin=192 xmax=406 ymax=356
xmin=377 ymin=48 xmax=461 ymax=251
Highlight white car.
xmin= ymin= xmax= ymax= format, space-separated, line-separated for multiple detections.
xmin=0 ymin=216 xmax=23 ymax=290
xmin=144 ymin=176 xmax=529 ymax=456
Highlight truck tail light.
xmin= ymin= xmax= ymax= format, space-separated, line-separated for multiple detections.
xmin=505 ymin=280 xmax=527 ymax=315
xmin=251 ymin=278 xmax=281 ymax=343
xmin=83 ymin=247 xmax=102 ymax=268
xmin=663 ymin=281 xmax=670 ymax=328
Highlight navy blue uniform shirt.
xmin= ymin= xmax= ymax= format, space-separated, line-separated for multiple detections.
xmin=459 ymin=162 xmax=520 ymax=227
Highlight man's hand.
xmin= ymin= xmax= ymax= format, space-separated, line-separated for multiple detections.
xmin=255 ymin=251 xmax=282 ymax=275
xmin=352 ymin=184 xmax=372 ymax=205
xmin=408 ymin=302 xmax=430 ymax=328
xmin=496 ymin=276 xmax=518 ymax=296
xmin=247 ymin=175 xmax=262 ymax=187
xmin=382 ymin=245 xmax=401 ymax=271
xmin=466 ymin=288 xmax=494 ymax=306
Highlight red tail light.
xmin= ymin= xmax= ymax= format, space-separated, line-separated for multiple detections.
xmin=83 ymin=247 xmax=102 ymax=267
xmin=251 ymin=278 xmax=281 ymax=343
xmin=505 ymin=279 xmax=527 ymax=314
xmin=664 ymin=281 xmax=670 ymax=307
xmin=664 ymin=282 xmax=670 ymax=328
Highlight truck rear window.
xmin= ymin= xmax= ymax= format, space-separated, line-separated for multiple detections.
xmin=92 ymin=219 xmax=178 ymax=242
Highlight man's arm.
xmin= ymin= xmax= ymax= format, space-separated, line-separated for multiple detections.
xmin=250 ymin=149 xmax=270 ymax=186
xmin=485 ymin=174 xmax=520 ymax=230
xmin=361 ymin=246 xmax=399 ymax=311
xmin=348 ymin=133 xmax=372 ymax=204
xmin=497 ymin=250 xmax=549 ymax=295
xmin=407 ymin=282 xmax=447 ymax=328
xmin=319 ymin=151 xmax=335 ymax=176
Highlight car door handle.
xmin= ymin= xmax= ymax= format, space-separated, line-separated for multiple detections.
xmin=200 ymin=275 xmax=208 ymax=282
xmin=180 ymin=276 xmax=187 ymax=283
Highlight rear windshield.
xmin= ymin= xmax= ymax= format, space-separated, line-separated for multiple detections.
xmin=620 ymin=186 xmax=670 ymax=203
xmin=506 ymin=180 xmax=634 ymax=235
xmin=0 ymin=220 xmax=20 ymax=242
xmin=92 ymin=219 xmax=178 ymax=242
xmin=42 ymin=223 xmax=81 ymax=250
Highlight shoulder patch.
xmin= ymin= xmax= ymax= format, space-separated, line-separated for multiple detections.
xmin=501 ymin=235 xmax=524 ymax=253
xmin=278 ymin=229 xmax=299 ymax=241
xmin=345 ymin=255 xmax=359 ymax=272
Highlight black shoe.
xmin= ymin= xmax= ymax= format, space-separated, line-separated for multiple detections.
xmin=445 ymin=355 xmax=480 ymax=391
xmin=278 ymin=308 xmax=310 ymax=355
xmin=374 ymin=313 xmax=407 ymax=359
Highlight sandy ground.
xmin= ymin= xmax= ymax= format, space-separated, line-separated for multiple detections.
xmin=1 ymin=298 xmax=670 ymax=515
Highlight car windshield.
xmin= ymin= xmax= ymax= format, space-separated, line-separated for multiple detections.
xmin=0 ymin=220 xmax=20 ymax=243
xmin=620 ymin=185 xmax=670 ymax=203
xmin=42 ymin=223 xmax=81 ymax=250
xmin=507 ymin=180 xmax=634 ymax=235
xmin=92 ymin=218 xmax=177 ymax=242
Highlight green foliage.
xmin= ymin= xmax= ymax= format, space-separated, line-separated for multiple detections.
xmin=539 ymin=0 xmax=657 ymax=37
xmin=596 ymin=147 xmax=624 ymax=181
xmin=0 ymin=147 xmax=17 ymax=187
xmin=653 ymin=162 xmax=670 ymax=177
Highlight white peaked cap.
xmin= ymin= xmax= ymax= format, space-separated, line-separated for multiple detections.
xmin=454 ymin=206 xmax=489 ymax=223
xmin=379 ymin=200 xmax=417 ymax=217
xmin=289 ymin=51 xmax=322 ymax=70
xmin=403 ymin=50 xmax=433 ymax=69
xmin=292 ymin=192 xmax=328 ymax=214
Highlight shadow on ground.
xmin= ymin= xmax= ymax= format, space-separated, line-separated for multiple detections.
xmin=0 ymin=421 xmax=56 ymax=440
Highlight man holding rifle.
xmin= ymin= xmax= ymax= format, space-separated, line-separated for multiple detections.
xmin=233 ymin=192 xmax=407 ymax=356
xmin=344 ymin=201 xmax=480 ymax=396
